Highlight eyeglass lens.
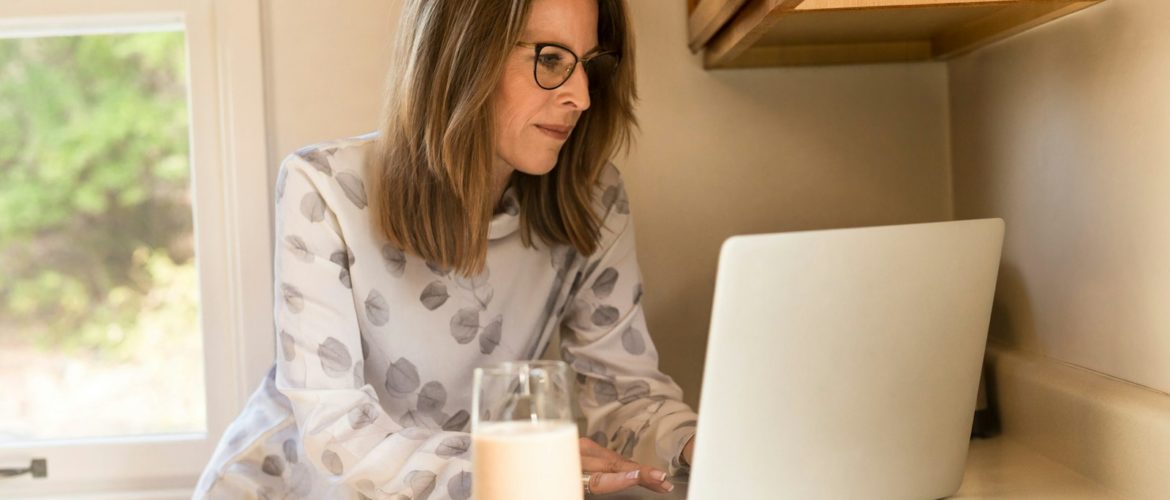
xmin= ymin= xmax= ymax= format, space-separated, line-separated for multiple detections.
xmin=534 ymin=45 xmax=617 ymax=92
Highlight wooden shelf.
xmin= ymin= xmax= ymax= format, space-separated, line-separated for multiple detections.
xmin=687 ymin=0 xmax=1104 ymax=68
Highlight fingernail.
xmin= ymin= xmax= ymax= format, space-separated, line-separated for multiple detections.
xmin=664 ymin=481 xmax=675 ymax=492
xmin=625 ymin=470 xmax=640 ymax=480
xmin=651 ymin=470 xmax=667 ymax=482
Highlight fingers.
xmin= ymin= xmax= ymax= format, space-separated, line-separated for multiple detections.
xmin=632 ymin=464 xmax=675 ymax=494
xmin=586 ymin=469 xmax=643 ymax=495
xmin=584 ymin=465 xmax=675 ymax=495
xmin=579 ymin=439 xmax=675 ymax=494
xmin=581 ymin=456 xmax=639 ymax=473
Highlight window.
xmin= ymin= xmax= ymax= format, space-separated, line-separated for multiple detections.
xmin=0 ymin=26 xmax=208 ymax=445
xmin=0 ymin=1 xmax=271 ymax=496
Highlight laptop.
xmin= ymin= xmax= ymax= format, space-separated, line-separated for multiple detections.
xmin=687 ymin=218 xmax=1004 ymax=500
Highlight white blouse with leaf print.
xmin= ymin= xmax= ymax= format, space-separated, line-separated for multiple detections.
xmin=193 ymin=132 xmax=697 ymax=500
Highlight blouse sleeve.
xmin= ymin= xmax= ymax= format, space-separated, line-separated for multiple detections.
xmin=558 ymin=164 xmax=698 ymax=476
xmin=272 ymin=153 xmax=472 ymax=499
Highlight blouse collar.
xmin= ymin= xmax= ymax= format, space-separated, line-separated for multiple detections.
xmin=487 ymin=185 xmax=520 ymax=240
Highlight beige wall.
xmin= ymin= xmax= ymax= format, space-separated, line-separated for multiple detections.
xmin=950 ymin=0 xmax=1170 ymax=394
xmin=262 ymin=0 xmax=954 ymax=408
xmin=262 ymin=0 xmax=396 ymax=162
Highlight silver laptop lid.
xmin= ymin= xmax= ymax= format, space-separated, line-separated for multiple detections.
xmin=689 ymin=218 xmax=1004 ymax=500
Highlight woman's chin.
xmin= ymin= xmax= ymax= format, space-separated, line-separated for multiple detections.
xmin=513 ymin=159 xmax=558 ymax=177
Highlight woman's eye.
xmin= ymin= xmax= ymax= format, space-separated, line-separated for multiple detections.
xmin=538 ymin=54 xmax=564 ymax=69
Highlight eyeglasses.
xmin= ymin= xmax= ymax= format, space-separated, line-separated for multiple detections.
xmin=516 ymin=41 xmax=619 ymax=93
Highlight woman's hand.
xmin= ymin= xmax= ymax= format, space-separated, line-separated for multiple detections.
xmin=579 ymin=437 xmax=675 ymax=495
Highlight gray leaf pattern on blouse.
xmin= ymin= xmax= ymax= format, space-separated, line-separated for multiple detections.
xmin=295 ymin=147 xmax=333 ymax=176
xmin=328 ymin=248 xmax=349 ymax=266
xmin=591 ymin=305 xmax=620 ymax=326
xmin=448 ymin=471 xmax=472 ymax=500
xmin=420 ymin=281 xmax=449 ymax=310
xmin=435 ymin=436 xmax=470 ymax=458
xmin=571 ymin=355 xmax=608 ymax=377
xmin=321 ymin=449 xmax=344 ymax=475
xmin=382 ymin=244 xmax=407 ymax=277
xmin=592 ymin=267 xmax=619 ymax=298
xmin=620 ymin=380 xmax=651 ymax=404
xmin=262 ymin=455 xmax=284 ymax=476
xmin=280 ymin=283 xmax=304 ymax=313
xmin=280 ymin=330 xmax=296 ymax=361
xmin=336 ymin=171 xmax=367 ymax=209
xmin=407 ymin=470 xmax=437 ymax=500
xmin=479 ymin=315 xmax=503 ymax=355
xmin=417 ymin=381 xmax=447 ymax=413
xmin=348 ymin=403 xmax=378 ymax=430
xmin=300 ymin=192 xmax=325 ymax=222
xmin=443 ymin=410 xmax=470 ymax=432
xmin=614 ymin=427 xmax=638 ymax=457
xmin=385 ymin=357 xmax=421 ymax=395
xmin=286 ymin=235 xmax=314 ymax=263
xmin=365 ymin=289 xmax=390 ymax=326
xmin=318 ymin=337 xmax=352 ymax=377
xmin=590 ymin=431 xmax=608 ymax=447
xmin=621 ymin=326 xmax=646 ymax=355
xmin=449 ymin=308 xmax=479 ymax=344
xmin=330 ymin=250 xmax=354 ymax=289
xmin=602 ymin=181 xmax=630 ymax=215
xmin=282 ymin=438 xmax=297 ymax=464
xmin=594 ymin=379 xmax=618 ymax=404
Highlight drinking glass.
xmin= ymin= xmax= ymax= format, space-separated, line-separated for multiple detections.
xmin=471 ymin=360 xmax=582 ymax=500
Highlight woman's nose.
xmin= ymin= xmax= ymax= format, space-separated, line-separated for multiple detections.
xmin=559 ymin=63 xmax=591 ymax=111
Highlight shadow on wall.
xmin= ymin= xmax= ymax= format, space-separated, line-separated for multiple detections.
xmin=978 ymin=261 xmax=1035 ymax=440
xmin=988 ymin=260 xmax=1039 ymax=352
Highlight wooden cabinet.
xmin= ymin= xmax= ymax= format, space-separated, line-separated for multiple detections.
xmin=687 ymin=0 xmax=1104 ymax=68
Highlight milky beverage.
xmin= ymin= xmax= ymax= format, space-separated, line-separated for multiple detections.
xmin=472 ymin=420 xmax=583 ymax=500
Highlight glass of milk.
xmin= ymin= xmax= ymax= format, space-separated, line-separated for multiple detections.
xmin=472 ymin=360 xmax=582 ymax=500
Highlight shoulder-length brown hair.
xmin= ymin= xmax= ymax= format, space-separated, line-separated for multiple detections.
xmin=367 ymin=0 xmax=637 ymax=277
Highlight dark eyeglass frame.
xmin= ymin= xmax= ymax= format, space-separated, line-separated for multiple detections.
xmin=516 ymin=41 xmax=619 ymax=92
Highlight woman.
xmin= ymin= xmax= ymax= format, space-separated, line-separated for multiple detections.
xmin=194 ymin=0 xmax=696 ymax=498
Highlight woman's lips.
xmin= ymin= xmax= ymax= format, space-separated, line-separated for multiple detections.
xmin=536 ymin=124 xmax=571 ymax=141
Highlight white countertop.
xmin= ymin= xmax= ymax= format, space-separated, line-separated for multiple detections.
xmin=952 ymin=437 xmax=1119 ymax=499
xmin=587 ymin=436 xmax=1118 ymax=499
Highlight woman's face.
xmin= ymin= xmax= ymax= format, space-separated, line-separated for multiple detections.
xmin=493 ymin=0 xmax=598 ymax=176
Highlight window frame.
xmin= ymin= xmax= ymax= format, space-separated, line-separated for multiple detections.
xmin=0 ymin=0 xmax=272 ymax=495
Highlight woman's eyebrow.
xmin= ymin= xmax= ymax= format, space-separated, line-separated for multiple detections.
xmin=527 ymin=36 xmax=600 ymax=55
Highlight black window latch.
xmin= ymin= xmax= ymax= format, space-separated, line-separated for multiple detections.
xmin=0 ymin=458 xmax=47 ymax=479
